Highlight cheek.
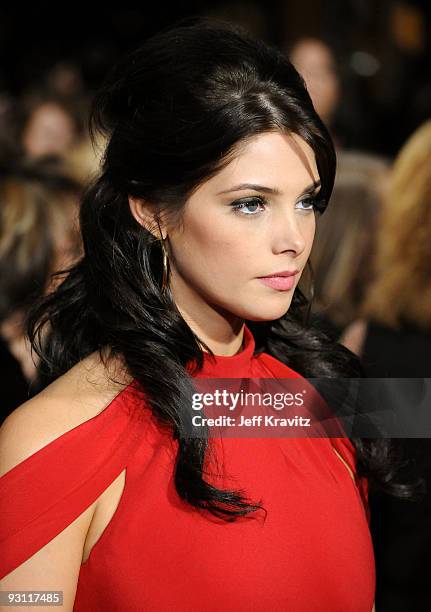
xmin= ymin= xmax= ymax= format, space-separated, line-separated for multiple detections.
xmin=304 ymin=216 xmax=316 ymax=253
xmin=170 ymin=212 xmax=247 ymax=284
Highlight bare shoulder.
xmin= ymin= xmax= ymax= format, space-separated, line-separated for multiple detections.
xmin=0 ymin=349 xmax=132 ymax=477
xmin=0 ymin=350 xmax=133 ymax=588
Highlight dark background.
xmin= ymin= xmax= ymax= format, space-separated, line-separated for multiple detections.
xmin=1 ymin=0 xmax=430 ymax=157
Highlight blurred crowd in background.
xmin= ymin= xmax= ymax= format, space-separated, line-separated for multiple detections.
xmin=0 ymin=1 xmax=430 ymax=610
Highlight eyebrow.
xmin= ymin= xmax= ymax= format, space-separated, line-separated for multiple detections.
xmin=216 ymin=180 xmax=321 ymax=197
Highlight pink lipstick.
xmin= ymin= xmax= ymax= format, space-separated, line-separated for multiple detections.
xmin=257 ymin=270 xmax=299 ymax=291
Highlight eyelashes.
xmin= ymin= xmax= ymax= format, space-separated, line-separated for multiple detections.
xmin=229 ymin=195 xmax=326 ymax=217
xmin=230 ymin=196 xmax=268 ymax=216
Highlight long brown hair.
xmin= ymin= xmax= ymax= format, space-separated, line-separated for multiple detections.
xmin=311 ymin=151 xmax=389 ymax=330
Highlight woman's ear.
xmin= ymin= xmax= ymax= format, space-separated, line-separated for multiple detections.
xmin=128 ymin=196 xmax=167 ymax=239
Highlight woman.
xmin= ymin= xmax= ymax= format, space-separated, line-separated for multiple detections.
xmin=0 ymin=20 xmax=415 ymax=611
xmin=341 ymin=120 xmax=431 ymax=611
xmin=342 ymin=120 xmax=431 ymax=369
xmin=0 ymin=157 xmax=82 ymax=417
xmin=309 ymin=150 xmax=389 ymax=340
xmin=20 ymin=90 xmax=85 ymax=159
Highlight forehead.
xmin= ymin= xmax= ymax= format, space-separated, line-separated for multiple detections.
xmin=205 ymin=131 xmax=319 ymax=194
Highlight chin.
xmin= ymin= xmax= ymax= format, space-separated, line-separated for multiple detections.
xmin=240 ymin=301 xmax=293 ymax=322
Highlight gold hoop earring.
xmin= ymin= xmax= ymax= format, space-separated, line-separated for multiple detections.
xmin=156 ymin=219 xmax=170 ymax=293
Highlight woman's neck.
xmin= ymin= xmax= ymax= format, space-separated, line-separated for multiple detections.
xmin=177 ymin=305 xmax=245 ymax=356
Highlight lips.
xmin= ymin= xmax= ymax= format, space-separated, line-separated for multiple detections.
xmin=258 ymin=270 xmax=299 ymax=278
xmin=257 ymin=271 xmax=298 ymax=291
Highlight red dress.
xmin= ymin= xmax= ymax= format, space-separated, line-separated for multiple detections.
xmin=0 ymin=325 xmax=375 ymax=611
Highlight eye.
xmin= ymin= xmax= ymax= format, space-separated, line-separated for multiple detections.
xmin=230 ymin=196 xmax=267 ymax=216
xmin=295 ymin=196 xmax=318 ymax=212
xmin=296 ymin=195 xmax=328 ymax=213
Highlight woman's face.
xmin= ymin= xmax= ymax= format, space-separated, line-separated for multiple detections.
xmin=23 ymin=102 xmax=76 ymax=158
xmin=290 ymin=39 xmax=340 ymax=125
xmin=163 ymin=131 xmax=320 ymax=323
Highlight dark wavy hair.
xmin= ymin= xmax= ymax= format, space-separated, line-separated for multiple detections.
xmin=27 ymin=19 xmax=423 ymax=521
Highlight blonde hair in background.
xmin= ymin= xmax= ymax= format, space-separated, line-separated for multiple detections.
xmin=0 ymin=178 xmax=50 ymax=265
xmin=0 ymin=167 xmax=82 ymax=321
xmin=62 ymin=133 xmax=106 ymax=186
xmin=360 ymin=120 xmax=431 ymax=330
xmin=0 ymin=169 xmax=81 ymax=381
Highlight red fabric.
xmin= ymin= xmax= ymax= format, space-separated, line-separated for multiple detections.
xmin=0 ymin=325 xmax=375 ymax=611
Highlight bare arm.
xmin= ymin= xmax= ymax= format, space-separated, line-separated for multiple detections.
xmin=0 ymin=400 xmax=98 ymax=611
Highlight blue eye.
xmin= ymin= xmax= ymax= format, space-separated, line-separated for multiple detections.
xmin=295 ymin=197 xmax=317 ymax=211
xmin=297 ymin=195 xmax=328 ymax=213
xmin=230 ymin=196 xmax=267 ymax=216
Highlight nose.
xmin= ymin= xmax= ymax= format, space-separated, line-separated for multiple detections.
xmin=271 ymin=208 xmax=310 ymax=256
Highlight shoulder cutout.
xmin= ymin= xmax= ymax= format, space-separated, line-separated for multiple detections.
xmin=0 ymin=349 xmax=133 ymax=476
xmin=330 ymin=437 xmax=371 ymax=524
xmin=332 ymin=446 xmax=355 ymax=482
xmin=0 ymin=353 xmax=148 ymax=579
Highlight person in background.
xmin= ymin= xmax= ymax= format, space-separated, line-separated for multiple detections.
xmin=19 ymin=90 xmax=86 ymax=159
xmin=288 ymin=37 xmax=340 ymax=137
xmin=0 ymin=158 xmax=82 ymax=419
xmin=287 ymin=34 xmax=382 ymax=153
xmin=62 ymin=133 xmax=106 ymax=187
xmin=341 ymin=120 xmax=431 ymax=612
xmin=309 ymin=151 xmax=389 ymax=340
xmin=342 ymin=120 xmax=431 ymax=367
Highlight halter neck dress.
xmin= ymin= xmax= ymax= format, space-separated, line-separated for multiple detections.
xmin=0 ymin=325 xmax=375 ymax=611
